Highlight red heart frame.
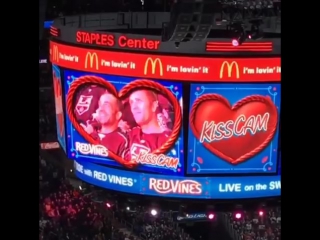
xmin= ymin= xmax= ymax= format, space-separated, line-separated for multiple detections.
xmin=189 ymin=94 xmax=278 ymax=165
xmin=66 ymin=76 xmax=182 ymax=168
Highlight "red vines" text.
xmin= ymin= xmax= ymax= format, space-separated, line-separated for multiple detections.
xmin=135 ymin=152 xmax=179 ymax=169
xmin=75 ymin=142 xmax=109 ymax=157
xmin=149 ymin=178 xmax=202 ymax=194
xmin=200 ymin=113 xmax=269 ymax=143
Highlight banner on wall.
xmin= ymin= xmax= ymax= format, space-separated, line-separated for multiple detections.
xmin=64 ymin=70 xmax=184 ymax=175
xmin=74 ymin=159 xmax=281 ymax=199
xmin=187 ymin=83 xmax=281 ymax=175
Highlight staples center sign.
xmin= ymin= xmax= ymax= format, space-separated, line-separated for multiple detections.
xmin=49 ymin=41 xmax=281 ymax=82
xmin=75 ymin=31 xmax=160 ymax=50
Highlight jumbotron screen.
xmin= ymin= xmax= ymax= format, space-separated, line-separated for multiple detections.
xmin=187 ymin=83 xmax=280 ymax=175
xmin=50 ymin=41 xmax=281 ymax=199
xmin=64 ymin=70 xmax=184 ymax=175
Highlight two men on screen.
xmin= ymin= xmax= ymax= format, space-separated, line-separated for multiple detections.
xmin=79 ymin=87 xmax=172 ymax=163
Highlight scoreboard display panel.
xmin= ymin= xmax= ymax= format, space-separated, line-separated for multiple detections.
xmin=50 ymin=41 xmax=281 ymax=199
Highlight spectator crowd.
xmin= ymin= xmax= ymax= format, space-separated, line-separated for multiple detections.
xmin=39 ymin=63 xmax=56 ymax=142
xmin=39 ymin=156 xmax=116 ymax=240
xmin=226 ymin=209 xmax=281 ymax=240
xmin=114 ymin=208 xmax=190 ymax=240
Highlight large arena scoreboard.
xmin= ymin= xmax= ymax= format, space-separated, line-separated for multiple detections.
xmin=50 ymin=32 xmax=281 ymax=199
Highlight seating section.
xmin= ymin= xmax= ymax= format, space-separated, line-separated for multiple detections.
xmin=44 ymin=0 xmax=171 ymax=21
xmin=114 ymin=209 xmax=191 ymax=240
xmin=39 ymin=64 xmax=56 ymax=142
xmin=227 ymin=209 xmax=281 ymax=240
xmin=39 ymin=156 xmax=128 ymax=240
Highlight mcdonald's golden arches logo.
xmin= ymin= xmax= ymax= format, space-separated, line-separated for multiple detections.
xmin=52 ymin=45 xmax=59 ymax=62
xmin=85 ymin=52 xmax=99 ymax=70
xmin=220 ymin=61 xmax=239 ymax=79
xmin=144 ymin=58 xmax=163 ymax=76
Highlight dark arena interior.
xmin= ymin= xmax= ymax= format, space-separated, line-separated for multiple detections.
xmin=39 ymin=0 xmax=281 ymax=239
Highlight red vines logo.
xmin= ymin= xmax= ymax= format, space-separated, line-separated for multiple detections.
xmin=75 ymin=142 xmax=108 ymax=157
xmin=149 ymin=178 xmax=202 ymax=195
xmin=66 ymin=76 xmax=182 ymax=168
xmin=189 ymin=94 xmax=278 ymax=164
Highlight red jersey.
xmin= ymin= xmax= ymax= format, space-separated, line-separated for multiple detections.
xmin=74 ymin=85 xmax=106 ymax=124
xmin=121 ymin=101 xmax=137 ymax=129
xmin=98 ymin=130 xmax=128 ymax=157
xmin=127 ymin=127 xmax=171 ymax=160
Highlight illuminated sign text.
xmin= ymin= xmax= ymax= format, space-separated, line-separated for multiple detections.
xmin=135 ymin=153 xmax=179 ymax=169
xmin=75 ymin=142 xmax=109 ymax=157
xmin=149 ymin=178 xmax=202 ymax=195
xmin=200 ymin=113 xmax=269 ymax=143
xmin=73 ymin=160 xmax=281 ymax=199
xmin=76 ymin=31 xmax=160 ymax=50
xmin=50 ymin=41 xmax=281 ymax=82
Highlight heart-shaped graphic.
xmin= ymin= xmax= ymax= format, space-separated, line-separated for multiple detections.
xmin=189 ymin=94 xmax=278 ymax=164
xmin=66 ymin=76 xmax=182 ymax=168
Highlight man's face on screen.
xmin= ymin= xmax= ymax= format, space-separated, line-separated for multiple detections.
xmin=97 ymin=94 xmax=119 ymax=125
xmin=129 ymin=90 xmax=157 ymax=125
